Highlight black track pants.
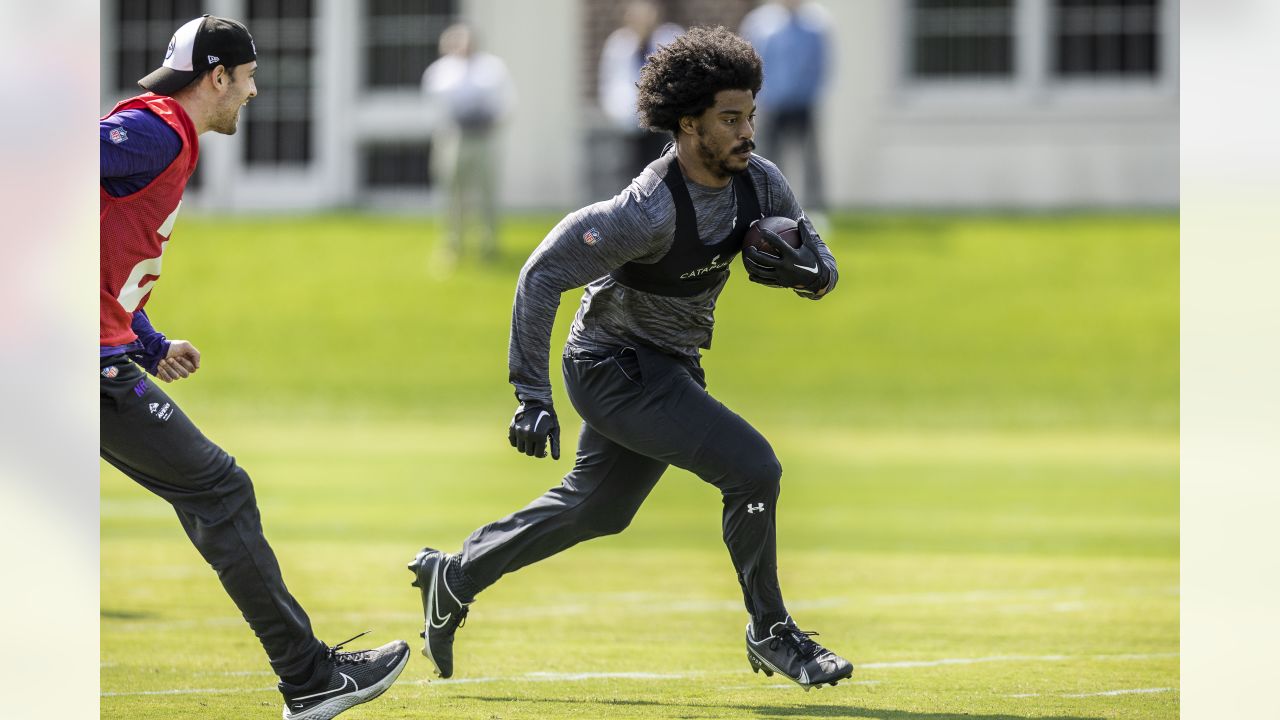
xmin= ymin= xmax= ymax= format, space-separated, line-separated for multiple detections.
xmin=100 ymin=355 xmax=327 ymax=683
xmin=460 ymin=345 xmax=786 ymax=621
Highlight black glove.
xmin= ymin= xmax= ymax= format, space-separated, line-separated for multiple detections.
xmin=509 ymin=401 xmax=560 ymax=460
xmin=742 ymin=216 xmax=830 ymax=292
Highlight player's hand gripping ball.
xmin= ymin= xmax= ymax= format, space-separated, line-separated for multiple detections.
xmin=742 ymin=216 xmax=801 ymax=257
xmin=741 ymin=216 xmax=829 ymax=291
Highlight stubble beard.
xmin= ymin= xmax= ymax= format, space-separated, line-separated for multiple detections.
xmin=210 ymin=98 xmax=243 ymax=135
xmin=695 ymin=134 xmax=744 ymax=182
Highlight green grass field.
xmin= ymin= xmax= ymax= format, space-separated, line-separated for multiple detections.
xmin=101 ymin=213 xmax=1179 ymax=719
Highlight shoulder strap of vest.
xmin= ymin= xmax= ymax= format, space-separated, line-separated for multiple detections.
xmin=659 ymin=153 xmax=700 ymax=244
xmin=731 ymin=161 xmax=762 ymax=224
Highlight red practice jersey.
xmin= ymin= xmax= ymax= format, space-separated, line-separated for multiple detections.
xmin=100 ymin=94 xmax=199 ymax=346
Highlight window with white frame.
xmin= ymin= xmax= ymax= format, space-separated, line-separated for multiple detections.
xmin=906 ymin=0 xmax=1167 ymax=87
xmin=111 ymin=0 xmax=205 ymax=187
xmin=243 ymin=0 xmax=315 ymax=166
xmin=113 ymin=0 xmax=204 ymax=92
xmin=365 ymin=0 xmax=460 ymax=90
xmin=910 ymin=0 xmax=1016 ymax=79
xmin=1053 ymin=0 xmax=1159 ymax=78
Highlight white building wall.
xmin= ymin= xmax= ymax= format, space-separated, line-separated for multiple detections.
xmin=470 ymin=0 xmax=582 ymax=209
xmin=101 ymin=0 xmax=1177 ymax=211
xmin=821 ymin=0 xmax=1179 ymax=209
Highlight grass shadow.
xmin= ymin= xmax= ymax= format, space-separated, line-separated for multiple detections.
xmin=455 ymin=695 xmax=1105 ymax=720
xmin=100 ymin=608 xmax=155 ymax=620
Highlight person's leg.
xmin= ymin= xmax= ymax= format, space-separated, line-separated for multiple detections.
xmin=759 ymin=109 xmax=783 ymax=166
xmin=570 ymin=347 xmax=788 ymax=627
xmin=99 ymin=356 xmax=328 ymax=686
xmin=797 ymin=105 xmax=825 ymax=212
xmin=445 ymin=131 xmax=467 ymax=256
xmin=578 ymin=348 xmax=852 ymax=688
xmin=471 ymin=130 xmax=500 ymax=261
xmin=631 ymin=130 xmax=669 ymax=178
xmin=458 ymin=421 xmax=667 ymax=590
xmin=410 ymin=349 xmax=667 ymax=677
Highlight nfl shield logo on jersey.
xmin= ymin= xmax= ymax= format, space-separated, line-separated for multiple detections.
xmin=582 ymin=227 xmax=601 ymax=246
xmin=102 ymin=366 xmax=119 ymax=378
xmin=109 ymin=127 xmax=128 ymax=144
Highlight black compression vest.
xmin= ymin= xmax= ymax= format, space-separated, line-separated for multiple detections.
xmin=609 ymin=152 xmax=762 ymax=297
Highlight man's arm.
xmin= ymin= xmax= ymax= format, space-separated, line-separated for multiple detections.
xmin=792 ymin=219 xmax=838 ymax=300
xmin=506 ymin=185 xmax=668 ymax=460
xmin=100 ymin=108 xmax=181 ymax=197
xmin=746 ymin=156 xmax=838 ymax=299
xmin=127 ymin=310 xmax=201 ymax=383
xmin=127 ymin=309 xmax=171 ymax=372
xmin=508 ymin=186 xmax=667 ymax=403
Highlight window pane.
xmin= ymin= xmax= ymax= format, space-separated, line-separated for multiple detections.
xmin=243 ymin=0 xmax=315 ymax=166
xmin=364 ymin=0 xmax=459 ymax=89
xmin=362 ymin=141 xmax=434 ymax=188
xmin=110 ymin=0 xmax=205 ymax=187
xmin=114 ymin=0 xmax=203 ymax=90
xmin=1053 ymin=0 xmax=1160 ymax=77
xmin=910 ymin=0 xmax=1015 ymax=79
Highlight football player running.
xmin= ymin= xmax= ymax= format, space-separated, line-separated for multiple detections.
xmin=409 ymin=26 xmax=852 ymax=690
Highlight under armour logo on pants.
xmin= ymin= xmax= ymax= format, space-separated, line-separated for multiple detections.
xmin=746 ymin=503 xmax=766 ymax=514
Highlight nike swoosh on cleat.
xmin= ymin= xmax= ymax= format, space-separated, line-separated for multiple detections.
xmin=291 ymin=672 xmax=357 ymax=702
xmin=794 ymin=262 xmax=819 ymax=274
xmin=429 ymin=565 xmax=452 ymax=629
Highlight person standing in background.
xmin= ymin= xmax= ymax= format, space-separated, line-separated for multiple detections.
xmin=741 ymin=0 xmax=831 ymax=214
xmin=598 ymin=0 xmax=683 ymax=179
xmin=423 ymin=23 xmax=514 ymax=266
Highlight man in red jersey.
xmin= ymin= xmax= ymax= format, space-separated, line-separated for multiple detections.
xmin=100 ymin=16 xmax=408 ymax=719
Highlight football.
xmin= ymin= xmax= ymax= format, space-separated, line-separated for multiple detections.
xmin=742 ymin=216 xmax=801 ymax=258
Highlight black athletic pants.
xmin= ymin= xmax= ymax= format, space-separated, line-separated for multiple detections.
xmin=99 ymin=354 xmax=328 ymax=685
xmin=460 ymin=345 xmax=787 ymax=622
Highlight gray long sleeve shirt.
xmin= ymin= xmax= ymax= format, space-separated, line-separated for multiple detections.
xmin=510 ymin=151 xmax=838 ymax=403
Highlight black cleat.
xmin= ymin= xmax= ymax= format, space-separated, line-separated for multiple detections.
xmin=746 ymin=617 xmax=853 ymax=690
xmin=280 ymin=633 xmax=410 ymax=720
xmin=408 ymin=547 xmax=469 ymax=678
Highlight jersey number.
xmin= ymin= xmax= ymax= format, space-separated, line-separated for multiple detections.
xmin=117 ymin=202 xmax=181 ymax=313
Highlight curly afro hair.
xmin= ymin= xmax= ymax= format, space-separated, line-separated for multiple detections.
xmin=636 ymin=26 xmax=763 ymax=136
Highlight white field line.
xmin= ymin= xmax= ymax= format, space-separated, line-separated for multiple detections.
xmin=102 ymin=586 xmax=1180 ymax=630
xmin=102 ymin=652 xmax=1178 ymax=697
xmin=864 ymin=652 xmax=1178 ymax=670
xmin=426 ymin=671 xmax=696 ymax=686
xmin=1008 ymin=687 xmax=1176 ymax=699
xmin=1064 ymin=687 xmax=1177 ymax=698
xmin=102 ymin=687 xmax=276 ymax=697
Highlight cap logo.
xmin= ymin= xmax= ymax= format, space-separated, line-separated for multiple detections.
xmin=159 ymin=16 xmax=202 ymax=72
xmin=207 ymin=55 xmax=220 ymax=63
xmin=250 ymin=39 xmax=257 ymax=56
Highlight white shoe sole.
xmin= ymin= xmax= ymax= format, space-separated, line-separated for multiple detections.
xmin=281 ymin=650 xmax=409 ymax=720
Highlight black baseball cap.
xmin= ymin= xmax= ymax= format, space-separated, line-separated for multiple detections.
xmin=138 ymin=15 xmax=257 ymax=96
